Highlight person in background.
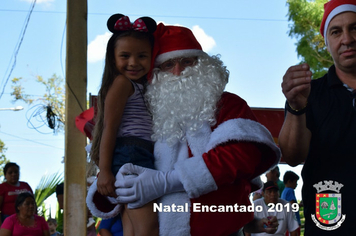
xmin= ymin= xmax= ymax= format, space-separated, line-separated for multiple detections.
xmin=0 ymin=192 xmax=50 ymax=236
xmin=252 ymin=188 xmax=263 ymax=201
xmin=279 ymin=0 xmax=356 ymax=234
xmin=98 ymin=216 xmax=123 ymax=236
xmin=265 ymin=166 xmax=284 ymax=196
xmin=0 ymin=162 xmax=33 ymax=225
xmin=54 ymin=183 xmax=63 ymax=234
xmin=281 ymin=171 xmax=301 ymax=236
xmin=246 ymin=181 xmax=299 ymax=236
xmin=47 ymin=218 xmax=63 ymax=236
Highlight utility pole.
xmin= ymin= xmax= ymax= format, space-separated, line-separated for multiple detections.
xmin=64 ymin=0 xmax=87 ymax=235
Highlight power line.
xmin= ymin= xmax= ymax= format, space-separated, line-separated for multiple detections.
xmin=0 ymin=131 xmax=64 ymax=150
xmin=0 ymin=0 xmax=37 ymax=100
xmin=0 ymin=9 xmax=287 ymax=22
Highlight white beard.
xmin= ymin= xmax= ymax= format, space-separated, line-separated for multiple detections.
xmin=145 ymin=55 xmax=229 ymax=146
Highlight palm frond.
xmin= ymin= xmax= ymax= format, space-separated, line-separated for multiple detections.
xmin=34 ymin=172 xmax=63 ymax=208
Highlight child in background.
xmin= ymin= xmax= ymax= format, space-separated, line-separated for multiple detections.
xmin=89 ymin=14 xmax=158 ymax=236
xmin=99 ymin=216 xmax=123 ymax=236
xmin=281 ymin=171 xmax=301 ymax=236
xmin=47 ymin=218 xmax=63 ymax=236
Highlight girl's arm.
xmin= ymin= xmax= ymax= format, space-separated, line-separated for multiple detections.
xmin=97 ymin=75 xmax=133 ymax=197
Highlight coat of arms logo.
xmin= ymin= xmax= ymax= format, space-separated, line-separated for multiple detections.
xmin=311 ymin=180 xmax=346 ymax=231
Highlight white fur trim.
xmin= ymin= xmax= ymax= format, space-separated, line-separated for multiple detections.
xmin=85 ymin=143 xmax=92 ymax=153
xmin=154 ymin=141 xmax=192 ymax=235
xmin=206 ymin=118 xmax=280 ymax=166
xmin=155 ymin=49 xmax=207 ymax=66
xmin=158 ymin=193 xmax=191 ymax=236
xmin=86 ymin=178 xmax=122 ymax=219
xmin=186 ymin=122 xmax=212 ymax=157
xmin=324 ymin=4 xmax=356 ymax=44
xmin=174 ymin=122 xmax=218 ymax=198
xmin=175 ymin=156 xmax=218 ymax=198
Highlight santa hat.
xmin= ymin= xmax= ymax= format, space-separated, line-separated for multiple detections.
xmin=320 ymin=0 xmax=356 ymax=44
xmin=151 ymin=23 xmax=207 ymax=68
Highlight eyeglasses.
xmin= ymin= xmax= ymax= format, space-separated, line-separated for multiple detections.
xmin=158 ymin=57 xmax=198 ymax=72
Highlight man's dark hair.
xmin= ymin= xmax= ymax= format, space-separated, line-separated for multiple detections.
xmin=56 ymin=182 xmax=64 ymax=196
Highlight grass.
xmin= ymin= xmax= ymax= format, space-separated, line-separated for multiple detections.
xmin=299 ymin=205 xmax=305 ymax=236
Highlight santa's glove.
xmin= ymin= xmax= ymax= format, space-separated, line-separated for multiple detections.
xmin=114 ymin=163 xmax=184 ymax=209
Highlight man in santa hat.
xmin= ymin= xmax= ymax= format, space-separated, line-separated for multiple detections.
xmin=279 ymin=0 xmax=356 ymax=235
xmin=108 ymin=23 xmax=281 ymax=236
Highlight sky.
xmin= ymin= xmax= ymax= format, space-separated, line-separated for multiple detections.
xmin=0 ymin=0 xmax=305 ymax=211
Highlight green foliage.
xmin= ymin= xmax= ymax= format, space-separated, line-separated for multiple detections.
xmin=299 ymin=204 xmax=305 ymax=235
xmin=287 ymin=0 xmax=333 ymax=79
xmin=11 ymin=74 xmax=65 ymax=132
xmin=34 ymin=172 xmax=63 ymax=217
xmin=11 ymin=77 xmax=35 ymax=104
xmin=0 ymin=139 xmax=9 ymax=181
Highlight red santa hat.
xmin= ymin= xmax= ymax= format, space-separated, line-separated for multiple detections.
xmin=151 ymin=23 xmax=207 ymax=68
xmin=320 ymin=0 xmax=356 ymax=44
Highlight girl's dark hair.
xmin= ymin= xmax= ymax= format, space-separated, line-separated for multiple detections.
xmin=4 ymin=162 xmax=19 ymax=176
xmin=15 ymin=192 xmax=35 ymax=213
xmin=90 ymin=14 xmax=156 ymax=166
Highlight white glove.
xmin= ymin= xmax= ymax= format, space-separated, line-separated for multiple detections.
xmin=114 ymin=163 xmax=184 ymax=208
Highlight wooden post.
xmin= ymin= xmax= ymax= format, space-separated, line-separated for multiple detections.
xmin=64 ymin=0 xmax=87 ymax=235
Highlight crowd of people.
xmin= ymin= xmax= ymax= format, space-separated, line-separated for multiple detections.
xmin=2 ymin=0 xmax=355 ymax=235
xmin=0 ymin=163 xmax=51 ymax=236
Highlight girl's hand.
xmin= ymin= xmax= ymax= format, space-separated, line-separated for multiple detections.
xmin=97 ymin=170 xmax=116 ymax=197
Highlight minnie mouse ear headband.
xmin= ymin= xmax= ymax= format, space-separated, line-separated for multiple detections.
xmin=107 ymin=14 xmax=157 ymax=34
xmin=320 ymin=0 xmax=356 ymax=45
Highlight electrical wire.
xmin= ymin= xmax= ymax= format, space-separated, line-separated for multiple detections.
xmin=0 ymin=0 xmax=37 ymax=100
xmin=0 ymin=9 xmax=287 ymax=22
xmin=0 ymin=131 xmax=64 ymax=150
xmin=59 ymin=18 xmax=85 ymax=113
xmin=25 ymin=103 xmax=62 ymax=134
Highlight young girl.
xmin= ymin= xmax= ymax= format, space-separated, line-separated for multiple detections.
xmin=90 ymin=14 xmax=158 ymax=236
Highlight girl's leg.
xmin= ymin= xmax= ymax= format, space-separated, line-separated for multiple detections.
xmin=125 ymin=201 xmax=159 ymax=236
xmin=121 ymin=205 xmax=134 ymax=236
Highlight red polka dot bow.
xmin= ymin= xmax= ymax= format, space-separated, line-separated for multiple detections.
xmin=114 ymin=16 xmax=148 ymax=32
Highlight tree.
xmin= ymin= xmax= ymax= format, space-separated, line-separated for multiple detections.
xmin=34 ymin=172 xmax=63 ymax=218
xmin=287 ymin=0 xmax=333 ymax=79
xmin=11 ymin=74 xmax=65 ymax=133
xmin=0 ymin=139 xmax=9 ymax=181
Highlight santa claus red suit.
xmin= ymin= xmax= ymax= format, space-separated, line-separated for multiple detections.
xmin=87 ymin=23 xmax=280 ymax=236
xmin=153 ymin=93 xmax=280 ymax=236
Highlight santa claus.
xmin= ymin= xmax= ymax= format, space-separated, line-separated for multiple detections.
xmin=88 ymin=23 xmax=280 ymax=236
